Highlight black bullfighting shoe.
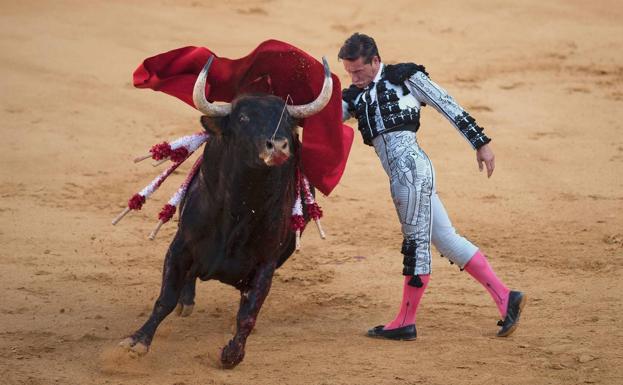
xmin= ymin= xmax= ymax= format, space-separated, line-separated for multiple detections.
xmin=497 ymin=290 xmax=526 ymax=337
xmin=367 ymin=324 xmax=417 ymax=341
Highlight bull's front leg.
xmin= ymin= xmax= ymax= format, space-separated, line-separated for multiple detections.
xmin=220 ymin=261 xmax=277 ymax=369
xmin=120 ymin=237 xmax=190 ymax=355
xmin=175 ymin=278 xmax=197 ymax=317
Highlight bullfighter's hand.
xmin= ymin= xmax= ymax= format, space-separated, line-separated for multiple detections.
xmin=476 ymin=143 xmax=495 ymax=178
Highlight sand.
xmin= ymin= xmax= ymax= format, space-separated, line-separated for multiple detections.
xmin=1 ymin=0 xmax=622 ymax=384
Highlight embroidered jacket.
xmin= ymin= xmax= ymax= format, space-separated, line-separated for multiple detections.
xmin=342 ymin=62 xmax=491 ymax=149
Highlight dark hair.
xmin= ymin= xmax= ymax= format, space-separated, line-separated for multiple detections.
xmin=338 ymin=33 xmax=380 ymax=64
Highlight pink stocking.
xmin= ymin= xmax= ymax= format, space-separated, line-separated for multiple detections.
xmin=383 ymin=275 xmax=430 ymax=330
xmin=464 ymin=250 xmax=510 ymax=318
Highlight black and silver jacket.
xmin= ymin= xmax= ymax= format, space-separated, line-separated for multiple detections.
xmin=342 ymin=62 xmax=491 ymax=149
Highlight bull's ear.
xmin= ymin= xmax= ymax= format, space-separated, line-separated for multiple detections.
xmin=200 ymin=116 xmax=228 ymax=137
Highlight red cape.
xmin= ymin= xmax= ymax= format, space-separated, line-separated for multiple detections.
xmin=133 ymin=39 xmax=353 ymax=196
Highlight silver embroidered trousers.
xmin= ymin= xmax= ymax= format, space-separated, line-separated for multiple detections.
xmin=372 ymin=131 xmax=478 ymax=274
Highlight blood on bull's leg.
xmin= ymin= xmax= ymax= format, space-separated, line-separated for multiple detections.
xmin=220 ymin=260 xmax=277 ymax=369
xmin=175 ymin=278 xmax=197 ymax=317
xmin=120 ymin=237 xmax=191 ymax=355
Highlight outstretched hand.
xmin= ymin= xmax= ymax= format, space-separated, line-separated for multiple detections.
xmin=476 ymin=143 xmax=495 ymax=178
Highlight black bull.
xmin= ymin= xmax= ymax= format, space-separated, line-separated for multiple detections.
xmin=120 ymin=57 xmax=333 ymax=369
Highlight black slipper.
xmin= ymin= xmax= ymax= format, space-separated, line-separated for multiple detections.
xmin=366 ymin=324 xmax=417 ymax=341
xmin=497 ymin=290 xmax=526 ymax=337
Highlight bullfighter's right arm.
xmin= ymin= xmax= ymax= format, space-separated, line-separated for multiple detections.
xmin=342 ymin=85 xmax=362 ymax=122
xmin=342 ymin=100 xmax=352 ymax=122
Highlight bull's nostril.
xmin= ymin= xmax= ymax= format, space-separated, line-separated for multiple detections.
xmin=281 ymin=142 xmax=288 ymax=150
xmin=266 ymin=140 xmax=274 ymax=150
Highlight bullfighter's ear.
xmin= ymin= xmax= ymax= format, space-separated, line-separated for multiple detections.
xmin=200 ymin=116 xmax=228 ymax=137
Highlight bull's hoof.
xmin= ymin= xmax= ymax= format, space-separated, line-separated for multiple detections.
xmin=175 ymin=302 xmax=194 ymax=317
xmin=220 ymin=340 xmax=245 ymax=369
xmin=119 ymin=336 xmax=149 ymax=356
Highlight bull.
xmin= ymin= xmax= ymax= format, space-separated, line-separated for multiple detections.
xmin=119 ymin=56 xmax=333 ymax=368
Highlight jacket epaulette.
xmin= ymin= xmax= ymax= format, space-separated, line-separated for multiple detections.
xmin=384 ymin=63 xmax=428 ymax=85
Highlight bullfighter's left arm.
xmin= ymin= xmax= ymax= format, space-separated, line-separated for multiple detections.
xmin=406 ymin=72 xmax=491 ymax=150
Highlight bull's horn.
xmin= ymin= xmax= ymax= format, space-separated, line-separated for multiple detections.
xmin=192 ymin=55 xmax=232 ymax=117
xmin=286 ymin=57 xmax=333 ymax=118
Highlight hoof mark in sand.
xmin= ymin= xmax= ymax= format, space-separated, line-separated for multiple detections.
xmin=567 ymin=87 xmax=590 ymax=94
xmin=466 ymin=104 xmax=492 ymax=112
xmin=499 ymin=82 xmax=524 ymax=90
xmin=331 ymin=23 xmax=366 ymax=33
xmin=603 ymin=234 xmax=622 ymax=246
xmin=530 ymin=131 xmax=564 ymax=140
xmin=236 ymin=7 xmax=268 ymax=15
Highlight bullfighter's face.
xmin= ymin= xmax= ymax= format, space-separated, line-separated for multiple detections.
xmin=229 ymin=96 xmax=295 ymax=168
xmin=342 ymin=55 xmax=381 ymax=89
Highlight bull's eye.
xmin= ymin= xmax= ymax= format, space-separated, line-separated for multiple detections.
xmin=239 ymin=114 xmax=250 ymax=123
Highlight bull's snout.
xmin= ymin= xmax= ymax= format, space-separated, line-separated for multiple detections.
xmin=261 ymin=137 xmax=291 ymax=166
xmin=266 ymin=138 xmax=289 ymax=152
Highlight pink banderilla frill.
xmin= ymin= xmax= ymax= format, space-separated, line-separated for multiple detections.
xmin=111 ymin=159 xmax=188 ymax=226
xmin=111 ymin=132 xmax=211 ymax=231
xmin=301 ymin=173 xmax=326 ymax=239
xmin=148 ymin=156 xmax=203 ymax=240
xmin=291 ymin=170 xmax=306 ymax=251
xmin=114 ymin=131 xmax=326 ymax=245
xmin=290 ymin=169 xmax=326 ymax=251
xmin=133 ymin=132 xmax=209 ymax=166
